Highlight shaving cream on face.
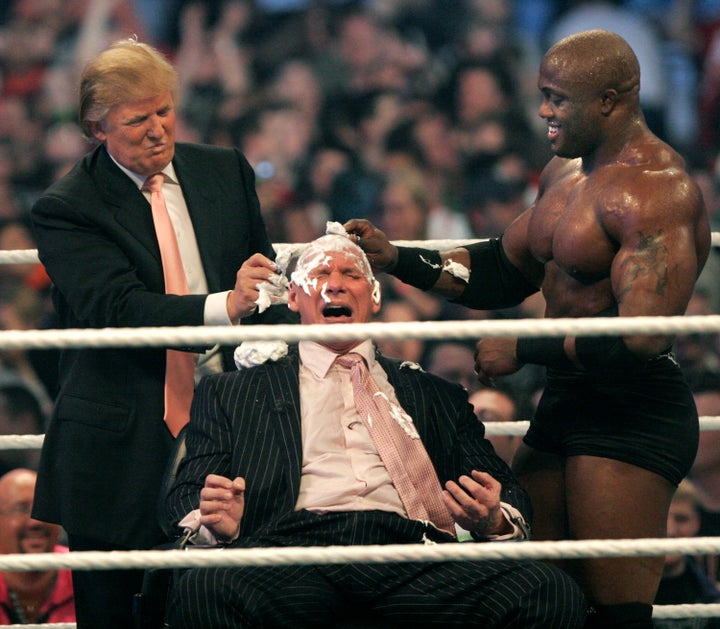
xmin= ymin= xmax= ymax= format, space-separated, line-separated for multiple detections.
xmin=291 ymin=234 xmax=380 ymax=304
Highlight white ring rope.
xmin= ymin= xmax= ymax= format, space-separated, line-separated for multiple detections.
xmin=0 ymin=536 xmax=720 ymax=572
xmin=1 ymin=316 xmax=720 ymax=350
xmin=2 ymin=237 xmax=720 ymax=624
xmin=3 ymin=416 xmax=720 ymax=450
xmin=0 ymin=241 xmax=484 ymax=265
xmin=2 ymin=230 xmax=719 ymax=264
xmin=0 ymin=542 xmax=717 ymax=622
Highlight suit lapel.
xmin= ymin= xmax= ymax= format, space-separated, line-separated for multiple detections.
xmin=380 ymin=355 xmax=422 ymax=424
xmin=265 ymin=352 xmax=303 ymax=498
xmin=91 ymin=146 xmax=161 ymax=261
xmin=172 ymin=147 xmax=225 ymax=291
xmin=379 ymin=355 xmax=448 ymax=457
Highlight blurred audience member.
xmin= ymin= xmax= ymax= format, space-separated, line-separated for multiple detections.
xmin=0 ymin=468 xmax=74 ymax=624
xmin=0 ymin=379 xmax=47 ymax=476
xmin=374 ymin=297 xmax=424 ymax=364
xmin=469 ymin=387 xmax=522 ymax=466
xmin=377 ymin=167 xmax=430 ymax=241
xmin=676 ymin=289 xmax=720 ymax=379
xmin=0 ymin=219 xmax=49 ymax=301
xmin=654 ymin=478 xmax=720 ymax=628
xmin=464 ymin=156 xmax=533 ymax=238
xmin=687 ymin=371 xmax=720 ymax=583
xmin=424 ymin=341 xmax=478 ymax=394
xmin=173 ymin=0 xmax=253 ymax=142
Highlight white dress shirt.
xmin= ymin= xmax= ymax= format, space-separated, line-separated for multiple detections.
xmin=116 ymin=157 xmax=231 ymax=377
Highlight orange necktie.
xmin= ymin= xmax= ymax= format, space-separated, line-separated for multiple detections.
xmin=144 ymin=173 xmax=195 ymax=437
xmin=336 ymin=353 xmax=455 ymax=536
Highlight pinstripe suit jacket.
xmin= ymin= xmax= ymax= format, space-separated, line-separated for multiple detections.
xmin=164 ymin=346 xmax=532 ymax=538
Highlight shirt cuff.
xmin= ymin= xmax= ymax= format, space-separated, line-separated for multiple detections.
xmin=466 ymin=502 xmax=530 ymax=542
xmin=178 ymin=509 xmax=219 ymax=546
xmin=204 ymin=291 xmax=233 ymax=326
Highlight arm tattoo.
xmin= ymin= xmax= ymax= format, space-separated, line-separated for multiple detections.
xmin=618 ymin=230 xmax=669 ymax=299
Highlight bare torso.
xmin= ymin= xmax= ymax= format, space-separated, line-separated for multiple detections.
xmin=506 ymin=132 xmax=710 ymax=325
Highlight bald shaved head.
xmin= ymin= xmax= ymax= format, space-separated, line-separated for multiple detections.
xmin=543 ymin=30 xmax=640 ymax=98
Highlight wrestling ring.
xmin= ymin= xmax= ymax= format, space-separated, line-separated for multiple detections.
xmin=2 ymin=236 xmax=720 ymax=628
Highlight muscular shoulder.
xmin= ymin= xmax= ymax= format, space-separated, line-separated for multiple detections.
xmin=595 ymin=159 xmax=705 ymax=240
xmin=535 ymin=156 xmax=582 ymax=199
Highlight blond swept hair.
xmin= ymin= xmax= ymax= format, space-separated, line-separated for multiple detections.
xmin=78 ymin=38 xmax=178 ymax=139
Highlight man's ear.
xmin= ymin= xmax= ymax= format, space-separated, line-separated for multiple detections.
xmin=371 ymin=279 xmax=382 ymax=313
xmin=600 ymin=89 xmax=618 ymax=115
xmin=287 ymin=285 xmax=299 ymax=312
xmin=88 ymin=120 xmax=106 ymax=143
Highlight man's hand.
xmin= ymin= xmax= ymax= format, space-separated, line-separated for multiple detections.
xmin=343 ymin=218 xmax=399 ymax=272
xmin=226 ymin=253 xmax=279 ymax=322
xmin=442 ymin=470 xmax=511 ymax=537
xmin=199 ymin=474 xmax=245 ymax=542
xmin=474 ymin=337 xmax=523 ymax=386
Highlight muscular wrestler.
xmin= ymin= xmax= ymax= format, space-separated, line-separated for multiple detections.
xmin=345 ymin=29 xmax=711 ymax=628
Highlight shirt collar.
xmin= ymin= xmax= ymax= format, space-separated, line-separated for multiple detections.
xmin=298 ymin=339 xmax=376 ymax=379
xmin=106 ymin=149 xmax=178 ymax=190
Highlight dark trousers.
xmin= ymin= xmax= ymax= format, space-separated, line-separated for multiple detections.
xmin=169 ymin=510 xmax=587 ymax=628
xmin=68 ymin=534 xmax=145 ymax=629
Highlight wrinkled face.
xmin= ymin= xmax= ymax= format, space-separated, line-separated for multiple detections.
xmin=91 ymin=92 xmax=176 ymax=176
xmin=289 ymin=240 xmax=381 ymax=353
xmin=0 ymin=471 xmax=60 ymax=554
xmin=537 ymin=55 xmax=602 ymax=159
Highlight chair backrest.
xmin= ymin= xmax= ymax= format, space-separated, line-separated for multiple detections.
xmin=157 ymin=425 xmax=188 ymax=539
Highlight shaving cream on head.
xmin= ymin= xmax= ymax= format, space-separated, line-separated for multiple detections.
xmin=290 ymin=234 xmax=381 ymax=303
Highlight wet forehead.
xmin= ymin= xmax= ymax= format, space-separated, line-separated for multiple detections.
xmin=540 ymin=52 xmax=593 ymax=89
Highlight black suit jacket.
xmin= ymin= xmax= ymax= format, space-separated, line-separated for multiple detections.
xmin=164 ymin=347 xmax=531 ymax=538
xmin=30 ymin=143 xmax=295 ymax=549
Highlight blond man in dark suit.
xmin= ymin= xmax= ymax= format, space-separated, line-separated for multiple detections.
xmin=30 ymin=39 xmax=294 ymax=628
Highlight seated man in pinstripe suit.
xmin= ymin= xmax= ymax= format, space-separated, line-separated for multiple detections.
xmin=163 ymin=234 xmax=586 ymax=628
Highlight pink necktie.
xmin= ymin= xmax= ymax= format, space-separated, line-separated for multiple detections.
xmin=144 ymin=173 xmax=195 ymax=437
xmin=336 ymin=353 xmax=455 ymax=536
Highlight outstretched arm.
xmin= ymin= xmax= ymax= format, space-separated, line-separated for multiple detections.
xmin=343 ymin=218 xmax=471 ymax=298
xmin=343 ymin=218 xmax=540 ymax=307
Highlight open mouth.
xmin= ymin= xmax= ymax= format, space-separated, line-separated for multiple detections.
xmin=547 ymin=121 xmax=560 ymax=141
xmin=323 ymin=305 xmax=352 ymax=318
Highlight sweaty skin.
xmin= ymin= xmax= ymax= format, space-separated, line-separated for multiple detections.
xmin=345 ymin=29 xmax=711 ymax=618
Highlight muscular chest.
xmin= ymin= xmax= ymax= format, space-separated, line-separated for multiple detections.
xmin=529 ymin=174 xmax=617 ymax=284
